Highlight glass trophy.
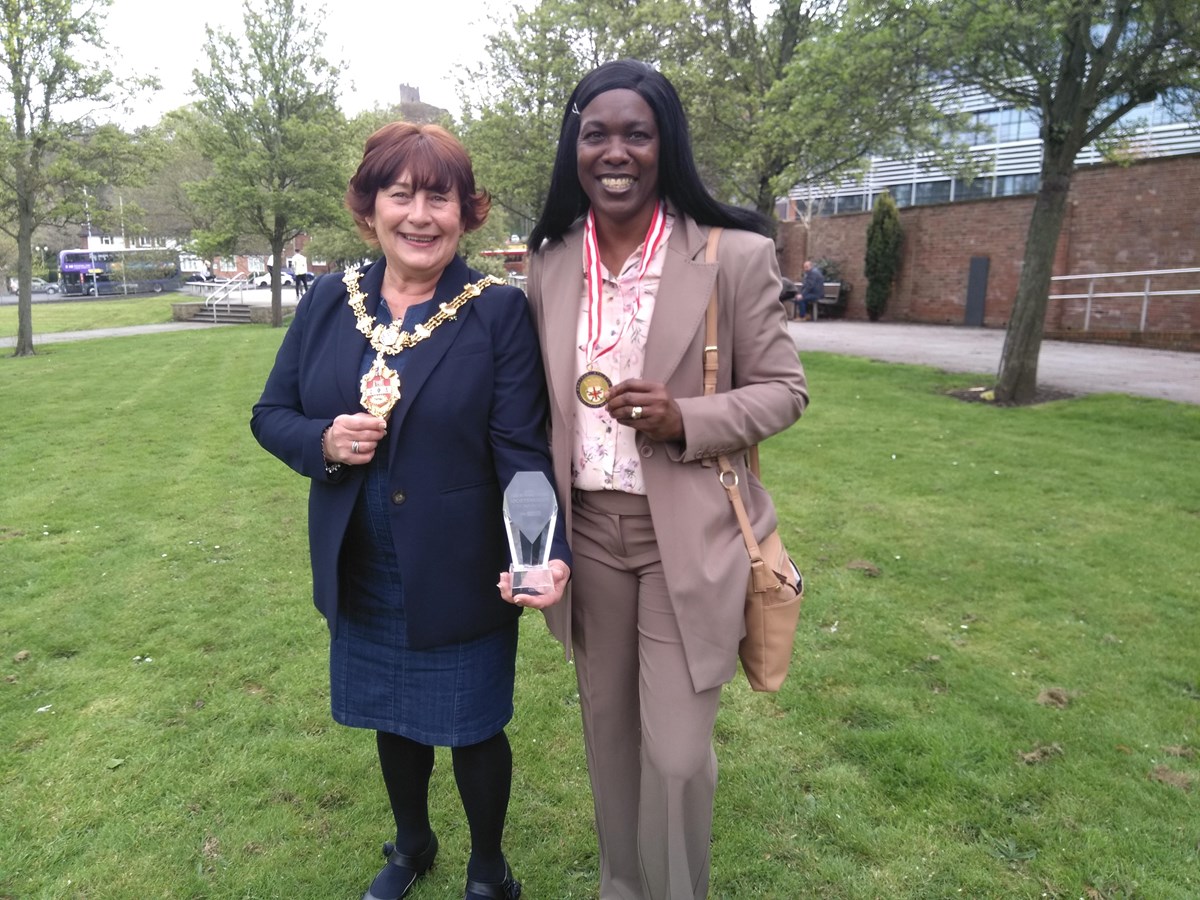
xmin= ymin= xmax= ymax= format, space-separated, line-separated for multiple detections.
xmin=503 ymin=471 xmax=558 ymax=596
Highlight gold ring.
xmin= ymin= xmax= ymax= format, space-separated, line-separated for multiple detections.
xmin=631 ymin=406 xmax=643 ymax=420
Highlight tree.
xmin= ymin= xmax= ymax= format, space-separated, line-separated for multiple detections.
xmin=191 ymin=0 xmax=347 ymax=327
xmin=684 ymin=0 xmax=956 ymax=218
xmin=929 ymin=0 xmax=1200 ymax=403
xmin=457 ymin=0 xmax=605 ymax=235
xmin=864 ymin=190 xmax=902 ymax=321
xmin=0 ymin=0 xmax=149 ymax=356
xmin=459 ymin=0 xmax=952 ymax=229
xmin=115 ymin=108 xmax=216 ymax=249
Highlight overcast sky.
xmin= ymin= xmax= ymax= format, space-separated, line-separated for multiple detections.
xmin=103 ymin=0 xmax=511 ymax=127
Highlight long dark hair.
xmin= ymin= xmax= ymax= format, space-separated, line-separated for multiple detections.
xmin=528 ymin=59 xmax=770 ymax=248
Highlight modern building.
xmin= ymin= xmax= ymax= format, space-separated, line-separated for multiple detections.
xmin=780 ymin=86 xmax=1199 ymax=220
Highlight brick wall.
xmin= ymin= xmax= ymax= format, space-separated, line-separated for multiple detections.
xmin=781 ymin=152 xmax=1200 ymax=347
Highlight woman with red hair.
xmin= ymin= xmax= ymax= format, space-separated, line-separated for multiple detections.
xmin=253 ymin=122 xmax=570 ymax=900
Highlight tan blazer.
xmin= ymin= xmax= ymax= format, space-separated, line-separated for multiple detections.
xmin=527 ymin=210 xmax=809 ymax=691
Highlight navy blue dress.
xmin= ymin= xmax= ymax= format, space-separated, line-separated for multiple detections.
xmin=328 ymin=297 xmax=517 ymax=746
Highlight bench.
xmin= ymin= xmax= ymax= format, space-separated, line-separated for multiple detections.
xmin=784 ymin=281 xmax=847 ymax=320
xmin=811 ymin=282 xmax=847 ymax=320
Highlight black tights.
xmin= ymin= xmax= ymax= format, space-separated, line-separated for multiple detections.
xmin=376 ymin=729 xmax=512 ymax=883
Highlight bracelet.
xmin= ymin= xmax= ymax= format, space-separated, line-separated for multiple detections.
xmin=321 ymin=426 xmax=343 ymax=476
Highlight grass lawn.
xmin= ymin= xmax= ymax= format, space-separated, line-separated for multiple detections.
xmin=2 ymin=327 xmax=1197 ymax=899
xmin=0 ymin=293 xmax=185 ymax=336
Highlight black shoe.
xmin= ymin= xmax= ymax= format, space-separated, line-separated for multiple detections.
xmin=362 ymin=832 xmax=438 ymax=900
xmin=464 ymin=861 xmax=521 ymax=900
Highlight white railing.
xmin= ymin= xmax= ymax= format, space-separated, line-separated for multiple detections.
xmin=201 ymin=273 xmax=251 ymax=321
xmin=1049 ymin=267 xmax=1200 ymax=332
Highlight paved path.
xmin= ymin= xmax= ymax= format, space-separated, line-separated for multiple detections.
xmin=0 ymin=321 xmax=231 ymax=349
xmin=3 ymin=317 xmax=1196 ymax=405
xmin=789 ymin=320 xmax=1199 ymax=405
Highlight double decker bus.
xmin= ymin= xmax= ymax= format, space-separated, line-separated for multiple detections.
xmin=58 ymin=247 xmax=183 ymax=296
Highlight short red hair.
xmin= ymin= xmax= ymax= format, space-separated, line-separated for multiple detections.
xmin=345 ymin=122 xmax=491 ymax=245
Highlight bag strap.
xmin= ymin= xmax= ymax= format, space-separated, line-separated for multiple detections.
xmin=703 ymin=228 xmax=721 ymax=399
xmin=702 ymin=229 xmax=777 ymax=592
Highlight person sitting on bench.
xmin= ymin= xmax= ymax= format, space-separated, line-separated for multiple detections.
xmin=797 ymin=260 xmax=824 ymax=321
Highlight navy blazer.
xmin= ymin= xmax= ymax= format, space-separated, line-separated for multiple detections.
xmin=251 ymin=255 xmax=570 ymax=649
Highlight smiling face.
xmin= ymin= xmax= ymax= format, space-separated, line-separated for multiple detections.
xmin=371 ymin=171 xmax=466 ymax=283
xmin=576 ymin=88 xmax=661 ymax=235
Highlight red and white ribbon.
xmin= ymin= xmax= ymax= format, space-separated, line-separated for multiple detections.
xmin=581 ymin=200 xmax=667 ymax=368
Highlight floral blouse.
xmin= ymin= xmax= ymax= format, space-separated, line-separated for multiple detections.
xmin=572 ymin=214 xmax=675 ymax=494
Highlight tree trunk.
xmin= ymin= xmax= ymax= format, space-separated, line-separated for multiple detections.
xmin=994 ymin=155 xmax=1073 ymax=404
xmin=270 ymin=237 xmax=285 ymax=328
xmin=13 ymin=195 xmax=37 ymax=357
xmin=754 ymin=174 xmax=777 ymax=223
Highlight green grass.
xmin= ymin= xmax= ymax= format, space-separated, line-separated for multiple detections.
xmin=2 ymin=331 xmax=1198 ymax=899
xmin=0 ymin=293 xmax=185 ymax=336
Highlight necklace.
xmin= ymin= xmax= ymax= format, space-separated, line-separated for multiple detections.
xmin=343 ymin=266 xmax=503 ymax=419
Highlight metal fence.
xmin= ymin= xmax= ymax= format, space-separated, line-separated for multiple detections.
xmin=1049 ymin=267 xmax=1200 ymax=333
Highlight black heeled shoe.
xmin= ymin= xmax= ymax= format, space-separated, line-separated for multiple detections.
xmin=463 ymin=861 xmax=521 ymax=900
xmin=362 ymin=832 xmax=438 ymax=900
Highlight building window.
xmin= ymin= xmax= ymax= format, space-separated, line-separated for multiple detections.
xmin=1151 ymin=91 xmax=1192 ymax=126
xmin=953 ymin=176 xmax=994 ymax=201
xmin=836 ymin=193 xmax=865 ymax=214
xmin=997 ymin=108 xmax=1039 ymax=143
xmin=913 ymin=180 xmax=952 ymax=206
xmin=882 ymin=187 xmax=913 ymax=208
xmin=995 ymin=173 xmax=1040 ymax=196
xmin=963 ymin=109 xmax=999 ymax=145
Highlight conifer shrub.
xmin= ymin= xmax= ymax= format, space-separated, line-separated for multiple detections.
xmin=864 ymin=191 xmax=903 ymax=320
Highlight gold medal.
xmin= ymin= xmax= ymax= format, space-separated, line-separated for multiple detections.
xmin=576 ymin=370 xmax=612 ymax=408
xmin=360 ymin=355 xmax=401 ymax=419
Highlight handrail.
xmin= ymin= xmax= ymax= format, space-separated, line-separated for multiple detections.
xmin=1051 ymin=267 xmax=1200 ymax=281
xmin=1049 ymin=267 xmax=1200 ymax=333
xmin=202 ymin=273 xmax=251 ymax=321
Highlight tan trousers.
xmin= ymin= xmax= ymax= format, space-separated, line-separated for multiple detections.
xmin=571 ymin=490 xmax=723 ymax=900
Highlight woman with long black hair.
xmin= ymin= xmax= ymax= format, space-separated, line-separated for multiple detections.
xmin=515 ymin=60 xmax=808 ymax=899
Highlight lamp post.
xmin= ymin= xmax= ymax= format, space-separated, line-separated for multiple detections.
xmin=83 ymin=188 xmax=98 ymax=297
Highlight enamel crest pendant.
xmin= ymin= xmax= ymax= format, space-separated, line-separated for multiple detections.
xmin=576 ymin=370 xmax=612 ymax=408
xmin=360 ymin=355 xmax=401 ymax=419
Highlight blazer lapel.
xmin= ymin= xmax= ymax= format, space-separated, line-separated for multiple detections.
xmin=539 ymin=230 xmax=586 ymax=427
xmin=385 ymin=255 xmax=483 ymax=437
xmin=641 ymin=212 xmax=718 ymax=386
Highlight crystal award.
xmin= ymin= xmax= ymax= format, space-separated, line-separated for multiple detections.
xmin=503 ymin=471 xmax=558 ymax=596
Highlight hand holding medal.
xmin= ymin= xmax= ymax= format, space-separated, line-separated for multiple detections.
xmin=323 ymin=412 xmax=388 ymax=465
xmin=606 ymin=378 xmax=685 ymax=442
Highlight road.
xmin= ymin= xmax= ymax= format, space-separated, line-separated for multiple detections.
xmin=789 ymin=320 xmax=1199 ymax=405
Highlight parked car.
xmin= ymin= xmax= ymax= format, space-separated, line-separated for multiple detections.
xmin=253 ymin=271 xmax=294 ymax=287
xmin=30 ymin=277 xmax=60 ymax=294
